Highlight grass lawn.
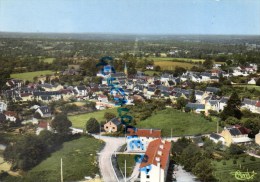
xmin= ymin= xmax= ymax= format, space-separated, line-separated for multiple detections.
xmin=212 ymin=156 xmax=260 ymax=182
xmin=117 ymin=154 xmax=136 ymax=177
xmin=11 ymin=70 xmax=54 ymax=81
xmin=69 ymin=108 xmax=118 ymax=129
xmin=21 ymin=136 xmax=104 ymax=182
xmin=233 ymin=84 xmax=260 ymax=91
xmin=144 ymin=70 xmax=161 ymax=76
xmin=42 ymin=57 xmax=56 ymax=63
xmin=136 ymin=108 xmax=217 ymax=137
xmin=154 ymin=61 xmax=194 ymax=70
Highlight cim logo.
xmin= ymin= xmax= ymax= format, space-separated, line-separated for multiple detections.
xmin=230 ymin=170 xmax=257 ymax=181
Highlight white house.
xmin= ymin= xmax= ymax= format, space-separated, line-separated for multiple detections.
xmin=36 ymin=121 xmax=52 ymax=135
xmin=4 ymin=111 xmax=18 ymax=122
xmin=209 ymin=133 xmax=225 ymax=145
xmin=139 ymin=139 xmax=171 ymax=182
xmin=74 ymin=85 xmax=88 ymax=97
xmin=248 ymin=78 xmax=256 ymax=85
xmin=126 ymin=128 xmax=161 ymax=152
xmin=98 ymin=95 xmax=108 ymax=103
xmin=0 ymin=101 xmax=7 ymax=112
xmin=35 ymin=106 xmax=52 ymax=118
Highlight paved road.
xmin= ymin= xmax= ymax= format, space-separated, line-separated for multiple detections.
xmin=93 ymin=135 xmax=125 ymax=182
xmin=93 ymin=135 xmax=210 ymax=182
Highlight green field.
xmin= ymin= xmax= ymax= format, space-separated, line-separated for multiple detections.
xmin=141 ymin=57 xmax=205 ymax=63
xmin=136 ymin=108 xmax=217 ymax=137
xmin=69 ymin=108 xmax=118 ymax=129
xmin=11 ymin=70 xmax=54 ymax=81
xmin=117 ymin=154 xmax=136 ymax=177
xmin=154 ymin=61 xmax=194 ymax=70
xmin=144 ymin=70 xmax=161 ymax=76
xmin=42 ymin=57 xmax=55 ymax=63
xmin=233 ymin=84 xmax=260 ymax=91
xmin=213 ymin=156 xmax=260 ymax=182
xmin=21 ymin=136 xmax=104 ymax=182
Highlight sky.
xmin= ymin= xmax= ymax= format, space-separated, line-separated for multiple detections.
xmin=0 ymin=0 xmax=260 ymax=35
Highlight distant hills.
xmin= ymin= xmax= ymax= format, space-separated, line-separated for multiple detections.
xmin=0 ymin=31 xmax=260 ymax=44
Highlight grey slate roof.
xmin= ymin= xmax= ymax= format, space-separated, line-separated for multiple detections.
xmin=110 ymin=118 xmax=121 ymax=126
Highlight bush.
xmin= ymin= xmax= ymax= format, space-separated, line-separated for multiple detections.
xmin=222 ymin=161 xmax=226 ymax=165
xmin=86 ymin=118 xmax=100 ymax=133
xmin=250 ymin=156 xmax=256 ymax=161
xmin=233 ymin=159 xmax=237 ymax=164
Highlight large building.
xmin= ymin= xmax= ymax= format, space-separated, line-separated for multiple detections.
xmin=139 ymin=139 xmax=172 ymax=182
xmin=126 ymin=128 xmax=161 ymax=152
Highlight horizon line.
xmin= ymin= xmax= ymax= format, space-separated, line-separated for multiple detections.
xmin=1 ymin=31 xmax=260 ymax=37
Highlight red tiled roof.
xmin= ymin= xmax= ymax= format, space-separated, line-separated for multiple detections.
xmin=255 ymin=101 xmax=260 ymax=107
xmin=4 ymin=111 xmax=17 ymax=117
xmin=140 ymin=139 xmax=171 ymax=170
xmin=21 ymin=93 xmax=32 ymax=97
xmin=127 ymin=128 xmax=161 ymax=138
xmin=98 ymin=94 xmax=108 ymax=98
xmin=38 ymin=121 xmax=48 ymax=129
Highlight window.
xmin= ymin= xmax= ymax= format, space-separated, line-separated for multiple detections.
xmin=146 ymin=175 xmax=150 ymax=179
xmin=113 ymin=127 xmax=115 ymax=129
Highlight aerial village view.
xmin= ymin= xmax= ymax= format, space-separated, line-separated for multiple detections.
xmin=0 ymin=0 xmax=259 ymax=182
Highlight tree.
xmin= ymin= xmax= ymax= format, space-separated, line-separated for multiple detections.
xmin=225 ymin=117 xmax=239 ymax=125
xmin=220 ymin=92 xmax=242 ymax=120
xmin=229 ymin=144 xmax=245 ymax=155
xmin=189 ymin=90 xmax=196 ymax=103
xmin=192 ymin=159 xmax=215 ymax=182
xmin=50 ymin=113 xmax=72 ymax=134
xmin=86 ymin=118 xmax=100 ymax=133
xmin=256 ymin=78 xmax=260 ymax=86
xmin=203 ymin=59 xmax=214 ymax=69
xmin=176 ymin=97 xmax=188 ymax=110
xmin=174 ymin=66 xmax=186 ymax=76
xmin=104 ymin=112 xmax=116 ymax=121
xmin=154 ymin=65 xmax=161 ymax=71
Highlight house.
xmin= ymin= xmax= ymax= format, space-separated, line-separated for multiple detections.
xmin=255 ymin=131 xmax=260 ymax=145
xmin=126 ymin=128 xmax=161 ymax=152
xmin=33 ymin=91 xmax=62 ymax=102
xmin=35 ymin=106 xmax=52 ymax=118
xmin=241 ymin=99 xmax=260 ymax=113
xmin=4 ymin=111 xmax=18 ymax=122
xmin=139 ymin=139 xmax=171 ymax=182
xmin=248 ymin=78 xmax=256 ymax=85
xmin=192 ymin=136 xmax=204 ymax=147
xmin=218 ymin=97 xmax=229 ymax=112
xmin=74 ymin=85 xmax=89 ymax=97
xmin=98 ymin=95 xmax=108 ymax=103
xmin=36 ymin=121 xmax=52 ymax=135
xmin=146 ymin=65 xmax=154 ymax=70
xmin=39 ymin=83 xmax=63 ymax=91
xmin=205 ymin=87 xmax=220 ymax=94
xmin=220 ymin=125 xmax=252 ymax=146
xmin=104 ymin=118 xmax=122 ymax=133
xmin=209 ymin=133 xmax=225 ymax=145
xmin=205 ymin=100 xmax=219 ymax=114
xmin=0 ymin=101 xmax=7 ymax=112
xmin=185 ymin=103 xmax=205 ymax=113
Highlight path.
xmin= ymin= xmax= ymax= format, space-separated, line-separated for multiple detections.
xmin=93 ymin=135 xmax=125 ymax=182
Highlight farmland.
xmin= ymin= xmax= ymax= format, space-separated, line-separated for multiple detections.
xmin=11 ymin=70 xmax=54 ymax=81
xmin=140 ymin=57 xmax=205 ymax=63
xmin=136 ymin=108 xmax=217 ymax=137
xmin=154 ymin=61 xmax=194 ymax=70
xmin=41 ymin=57 xmax=56 ymax=63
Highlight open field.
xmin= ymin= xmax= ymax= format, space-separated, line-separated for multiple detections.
xmin=117 ymin=154 xmax=136 ymax=177
xmin=233 ymin=84 xmax=260 ymax=91
xmin=42 ymin=57 xmax=55 ymax=63
xmin=154 ymin=61 xmax=194 ymax=70
xmin=69 ymin=108 xmax=118 ymax=129
xmin=136 ymin=108 xmax=217 ymax=137
xmin=212 ymin=156 xmax=260 ymax=182
xmin=141 ymin=57 xmax=205 ymax=63
xmin=18 ymin=136 xmax=104 ymax=182
xmin=144 ymin=70 xmax=160 ymax=76
xmin=11 ymin=70 xmax=54 ymax=81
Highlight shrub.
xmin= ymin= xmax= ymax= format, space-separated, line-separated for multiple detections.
xmin=250 ymin=156 xmax=256 ymax=161
xmin=222 ymin=161 xmax=226 ymax=165
xmin=233 ymin=159 xmax=237 ymax=164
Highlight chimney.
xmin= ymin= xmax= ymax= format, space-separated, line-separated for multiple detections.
xmin=150 ymin=129 xmax=152 ymax=134
xmin=155 ymin=157 xmax=160 ymax=162
xmin=160 ymin=144 xmax=164 ymax=149
xmin=157 ymin=150 xmax=162 ymax=156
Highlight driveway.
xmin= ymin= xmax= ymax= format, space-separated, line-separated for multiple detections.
xmin=93 ymin=135 xmax=125 ymax=182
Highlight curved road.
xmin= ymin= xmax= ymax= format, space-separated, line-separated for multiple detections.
xmin=93 ymin=135 xmax=125 ymax=182
xmin=93 ymin=135 xmax=209 ymax=182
